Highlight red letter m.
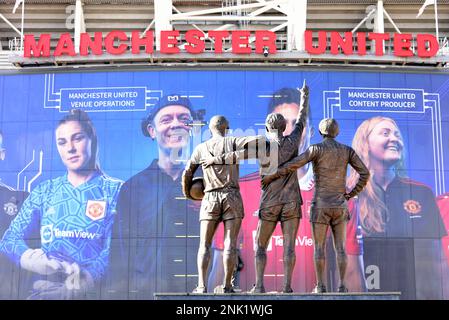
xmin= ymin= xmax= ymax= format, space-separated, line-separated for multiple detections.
xmin=24 ymin=34 xmax=51 ymax=57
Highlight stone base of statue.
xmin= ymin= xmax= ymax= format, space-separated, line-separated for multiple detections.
xmin=154 ymin=292 xmax=400 ymax=300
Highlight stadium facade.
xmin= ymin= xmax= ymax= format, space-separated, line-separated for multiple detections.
xmin=0 ymin=1 xmax=448 ymax=300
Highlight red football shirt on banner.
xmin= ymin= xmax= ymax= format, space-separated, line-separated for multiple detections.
xmin=436 ymin=193 xmax=449 ymax=264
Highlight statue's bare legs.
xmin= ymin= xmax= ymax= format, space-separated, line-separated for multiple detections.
xmin=280 ymin=218 xmax=300 ymax=292
xmin=253 ymin=220 xmax=277 ymax=292
xmin=331 ymin=221 xmax=348 ymax=292
xmin=312 ymin=222 xmax=329 ymax=292
xmin=222 ymin=218 xmax=242 ymax=291
xmin=312 ymin=220 xmax=348 ymax=293
xmin=253 ymin=217 xmax=299 ymax=293
xmin=195 ymin=220 xmax=220 ymax=292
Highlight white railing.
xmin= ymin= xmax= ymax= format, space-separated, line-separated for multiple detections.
xmin=8 ymin=37 xmax=23 ymax=52
xmin=439 ymin=37 xmax=449 ymax=56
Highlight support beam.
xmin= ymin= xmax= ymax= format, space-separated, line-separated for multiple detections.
xmin=172 ymin=0 xmax=286 ymax=18
xmin=224 ymin=21 xmax=288 ymax=52
xmin=351 ymin=8 xmax=376 ymax=33
xmin=250 ymin=4 xmax=277 ymax=17
xmin=74 ymin=0 xmax=86 ymax=54
xmin=383 ymin=8 xmax=401 ymax=34
xmin=173 ymin=5 xmax=207 ymax=37
xmin=0 ymin=13 xmax=23 ymax=38
xmin=20 ymin=0 xmax=24 ymax=50
xmin=374 ymin=1 xmax=384 ymax=33
xmin=142 ymin=19 xmax=155 ymax=37
xmin=287 ymin=0 xmax=307 ymax=51
xmin=154 ymin=0 xmax=173 ymax=50
xmin=250 ymin=21 xmax=288 ymax=47
xmin=373 ymin=0 xmax=385 ymax=54
xmin=256 ymin=0 xmax=288 ymax=15
xmin=171 ymin=16 xmax=286 ymax=21
xmin=173 ymin=5 xmax=209 ymax=50
xmin=434 ymin=1 xmax=439 ymax=42
xmin=171 ymin=0 xmax=288 ymax=40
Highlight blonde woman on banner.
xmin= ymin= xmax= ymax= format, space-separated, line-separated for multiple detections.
xmin=348 ymin=116 xmax=447 ymax=299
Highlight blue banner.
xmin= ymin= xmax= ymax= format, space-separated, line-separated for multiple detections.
xmin=60 ymin=87 xmax=147 ymax=112
xmin=339 ymin=87 xmax=425 ymax=113
xmin=0 ymin=70 xmax=448 ymax=301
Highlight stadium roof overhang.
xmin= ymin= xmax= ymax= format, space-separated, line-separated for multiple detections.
xmin=2 ymin=0 xmax=449 ymax=70
xmin=2 ymin=0 xmax=449 ymax=3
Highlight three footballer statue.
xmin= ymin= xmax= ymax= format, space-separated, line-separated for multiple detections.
xmin=181 ymin=83 xmax=370 ymax=294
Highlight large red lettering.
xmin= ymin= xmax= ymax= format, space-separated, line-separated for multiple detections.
xmin=160 ymin=30 xmax=180 ymax=54
xmin=394 ymin=33 xmax=413 ymax=57
xmin=80 ymin=32 xmax=103 ymax=56
xmin=330 ymin=31 xmax=353 ymax=55
xmin=131 ymin=30 xmax=154 ymax=54
xmin=208 ymin=31 xmax=229 ymax=53
xmin=305 ymin=30 xmax=327 ymax=55
xmin=357 ymin=32 xmax=367 ymax=56
xmin=255 ymin=30 xmax=276 ymax=55
xmin=24 ymin=34 xmax=51 ymax=57
xmin=368 ymin=33 xmax=390 ymax=56
xmin=232 ymin=31 xmax=251 ymax=54
xmin=185 ymin=30 xmax=205 ymax=54
xmin=54 ymin=33 xmax=76 ymax=56
xmin=417 ymin=34 xmax=439 ymax=58
xmin=104 ymin=31 xmax=128 ymax=55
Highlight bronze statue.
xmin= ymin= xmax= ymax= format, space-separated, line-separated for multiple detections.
xmin=262 ymin=118 xmax=370 ymax=293
xmin=181 ymin=115 xmax=261 ymax=293
xmin=251 ymin=84 xmax=309 ymax=293
xmin=202 ymin=83 xmax=310 ymax=293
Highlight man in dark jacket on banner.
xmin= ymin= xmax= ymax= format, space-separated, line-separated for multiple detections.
xmin=106 ymin=94 xmax=205 ymax=299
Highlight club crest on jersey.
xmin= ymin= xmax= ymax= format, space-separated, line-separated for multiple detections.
xmin=41 ymin=224 xmax=54 ymax=243
xmin=3 ymin=197 xmax=18 ymax=216
xmin=85 ymin=200 xmax=106 ymax=221
xmin=403 ymin=200 xmax=422 ymax=217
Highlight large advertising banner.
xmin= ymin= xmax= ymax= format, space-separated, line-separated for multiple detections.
xmin=0 ymin=70 xmax=448 ymax=300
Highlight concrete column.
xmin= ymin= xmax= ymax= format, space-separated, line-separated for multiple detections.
xmin=74 ymin=0 xmax=86 ymax=54
xmin=287 ymin=0 xmax=307 ymax=51
xmin=154 ymin=0 xmax=173 ymax=50
xmin=373 ymin=0 xmax=384 ymax=54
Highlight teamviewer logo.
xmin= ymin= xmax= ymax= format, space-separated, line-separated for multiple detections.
xmin=40 ymin=224 xmax=54 ymax=244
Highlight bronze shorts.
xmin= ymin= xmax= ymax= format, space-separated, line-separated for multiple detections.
xmin=200 ymin=189 xmax=244 ymax=221
xmin=310 ymin=207 xmax=349 ymax=226
xmin=259 ymin=201 xmax=302 ymax=222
